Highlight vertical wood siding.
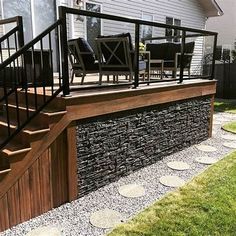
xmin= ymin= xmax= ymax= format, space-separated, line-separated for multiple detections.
xmin=0 ymin=131 xmax=69 ymax=232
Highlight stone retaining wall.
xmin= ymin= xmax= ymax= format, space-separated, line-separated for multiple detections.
xmin=76 ymin=96 xmax=211 ymax=196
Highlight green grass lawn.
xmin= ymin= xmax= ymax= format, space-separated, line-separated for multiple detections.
xmin=222 ymin=121 xmax=236 ymax=134
xmin=214 ymin=100 xmax=236 ymax=114
xmin=108 ymin=151 xmax=236 ymax=236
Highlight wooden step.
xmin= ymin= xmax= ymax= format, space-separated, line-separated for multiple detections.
xmin=2 ymin=104 xmax=67 ymax=128
xmin=0 ymin=118 xmax=50 ymax=146
xmin=6 ymin=89 xmax=66 ymax=111
xmin=0 ymin=155 xmax=10 ymax=174
xmin=0 ymin=134 xmax=31 ymax=158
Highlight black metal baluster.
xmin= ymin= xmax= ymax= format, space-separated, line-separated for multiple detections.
xmin=179 ymin=30 xmax=186 ymax=83
xmin=22 ymin=53 xmax=30 ymax=119
xmin=40 ymin=39 xmax=46 ymax=103
xmin=134 ymin=23 xmax=140 ymax=88
xmin=56 ymin=26 xmax=62 ymax=87
xmin=48 ymin=32 xmax=54 ymax=95
xmin=31 ymin=45 xmax=38 ymax=110
xmin=0 ymin=43 xmax=3 ymax=63
xmin=13 ymin=58 xmax=20 ymax=128
xmin=3 ymin=68 xmax=11 ymax=136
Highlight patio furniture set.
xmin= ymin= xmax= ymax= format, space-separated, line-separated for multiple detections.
xmin=68 ymin=33 xmax=195 ymax=85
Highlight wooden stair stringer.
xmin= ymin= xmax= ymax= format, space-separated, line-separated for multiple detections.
xmin=0 ymin=112 xmax=70 ymax=199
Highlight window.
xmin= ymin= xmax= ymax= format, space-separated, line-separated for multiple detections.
xmin=165 ymin=17 xmax=181 ymax=42
xmin=141 ymin=13 xmax=153 ymax=42
xmin=86 ymin=2 xmax=102 ymax=53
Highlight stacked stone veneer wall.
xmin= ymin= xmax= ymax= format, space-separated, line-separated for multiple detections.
xmin=76 ymin=96 xmax=211 ymax=196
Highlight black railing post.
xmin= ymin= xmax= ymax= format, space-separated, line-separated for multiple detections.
xmin=59 ymin=6 xmax=70 ymax=96
xmin=179 ymin=30 xmax=186 ymax=83
xmin=16 ymin=16 xmax=24 ymax=48
xmin=134 ymin=23 xmax=140 ymax=88
xmin=211 ymin=33 xmax=218 ymax=80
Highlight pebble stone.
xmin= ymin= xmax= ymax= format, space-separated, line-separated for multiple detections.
xmin=159 ymin=175 xmax=185 ymax=187
xmin=196 ymin=144 xmax=217 ymax=152
xmin=118 ymin=184 xmax=145 ymax=198
xmin=223 ymin=142 xmax=236 ymax=149
xmin=167 ymin=161 xmax=190 ymax=171
xmin=213 ymin=121 xmax=222 ymax=125
xmin=90 ymin=209 xmax=124 ymax=229
xmin=195 ymin=156 xmax=218 ymax=165
xmin=222 ymin=134 xmax=236 ymax=141
xmin=25 ymin=227 xmax=62 ymax=236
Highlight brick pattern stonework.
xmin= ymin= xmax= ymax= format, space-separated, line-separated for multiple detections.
xmin=76 ymin=96 xmax=211 ymax=196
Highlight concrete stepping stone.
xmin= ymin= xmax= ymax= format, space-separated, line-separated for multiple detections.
xmin=195 ymin=156 xmax=217 ymax=165
xmin=196 ymin=145 xmax=217 ymax=152
xmin=222 ymin=134 xmax=236 ymax=141
xmin=159 ymin=175 xmax=185 ymax=187
xmin=167 ymin=161 xmax=190 ymax=171
xmin=26 ymin=227 xmax=62 ymax=236
xmin=118 ymin=184 xmax=145 ymax=198
xmin=223 ymin=142 xmax=236 ymax=149
xmin=90 ymin=208 xmax=123 ymax=229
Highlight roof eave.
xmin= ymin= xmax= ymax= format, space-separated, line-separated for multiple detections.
xmin=199 ymin=0 xmax=224 ymax=17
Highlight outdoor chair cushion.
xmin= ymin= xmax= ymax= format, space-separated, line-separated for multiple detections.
xmin=146 ymin=42 xmax=195 ymax=68
xmin=68 ymin=38 xmax=95 ymax=66
xmin=72 ymin=62 xmax=99 ymax=71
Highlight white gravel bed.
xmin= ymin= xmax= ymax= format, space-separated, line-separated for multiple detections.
xmin=1 ymin=112 xmax=236 ymax=236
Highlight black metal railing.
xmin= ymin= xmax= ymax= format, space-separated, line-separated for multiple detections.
xmin=59 ymin=6 xmax=218 ymax=91
xmin=0 ymin=7 xmax=218 ymax=151
xmin=0 ymin=19 xmax=63 ymax=150
xmin=0 ymin=16 xmax=24 ymax=64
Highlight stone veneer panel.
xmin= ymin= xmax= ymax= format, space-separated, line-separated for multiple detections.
xmin=76 ymin=96 xmax=211 ymax=196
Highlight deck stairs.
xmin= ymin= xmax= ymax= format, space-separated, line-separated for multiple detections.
xmin=0 ymin=90 xmax=67 ymax=183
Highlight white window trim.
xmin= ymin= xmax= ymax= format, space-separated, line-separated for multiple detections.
xmin=84 ymin=0 xmax=103 ymax=40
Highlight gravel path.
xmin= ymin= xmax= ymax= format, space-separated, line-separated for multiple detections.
xmin=1 ymin=112 xmax=236 ymax=236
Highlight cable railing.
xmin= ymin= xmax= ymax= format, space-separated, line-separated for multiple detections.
xmin=0 ymin=19 xmax=63 ymax=151
xmin=59 ymin=6 xmax=218 ymax=91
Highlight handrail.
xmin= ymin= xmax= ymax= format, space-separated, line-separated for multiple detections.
xmin=0 ymin=16 xmax=24 ymax=64
xmin=0 ymin=26 xmax=19 ymax=43
xmin=0 ymin=16 xmax=22 ymax=26
xmin=0 ymin=19 xmax=63 ymax=151
xmin=59 ymin=6 xmax=217 ymax=36
xmin=0 ymin=20 xmax=62 ymax=70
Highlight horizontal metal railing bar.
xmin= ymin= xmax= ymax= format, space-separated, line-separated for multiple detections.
xmin=144 ymin=33 xmax=213 ymax=42
xmin=60 ymin=6 xmax=217 ymax=36
xmin=0 ymin=16 xmax=21 ymax=26
xmin=0 ymin=20 xmax=62 ymax=70
xmin=0 ymin=26 xmax=19 ymax=44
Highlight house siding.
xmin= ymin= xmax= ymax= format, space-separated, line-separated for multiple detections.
xmin=69 ymin=0 xmax=207 ymax=73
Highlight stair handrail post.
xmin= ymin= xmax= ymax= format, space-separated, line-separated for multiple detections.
xmin=16 ymin=16 xmax=24 ymax=48
xmin=59 ymin=6 xmax=70 ymax=96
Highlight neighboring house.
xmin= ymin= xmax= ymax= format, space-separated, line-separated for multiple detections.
xmin=206 ymin=0 xmax=235 ymax=51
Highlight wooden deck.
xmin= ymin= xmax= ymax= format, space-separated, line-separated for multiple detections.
xmin=0 ymin=77 xmax=217 ymax=232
